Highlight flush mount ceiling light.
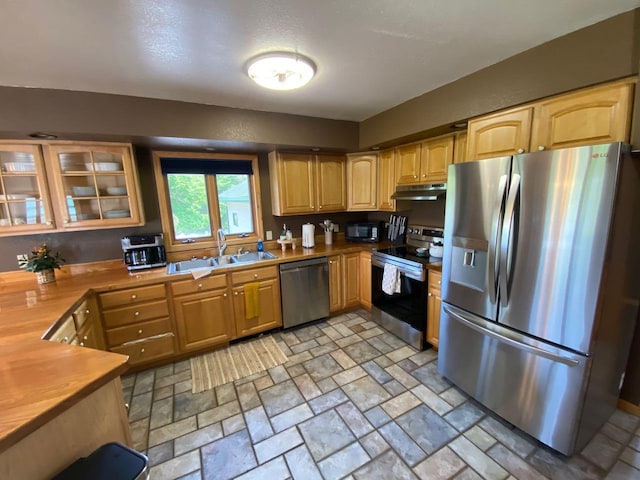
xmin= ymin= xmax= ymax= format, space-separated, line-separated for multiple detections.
xmin=247 ymin=52 xmax=316 ymax=91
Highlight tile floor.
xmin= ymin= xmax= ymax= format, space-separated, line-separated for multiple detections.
xmin=122 ymin=310 xmax=640 ymax=480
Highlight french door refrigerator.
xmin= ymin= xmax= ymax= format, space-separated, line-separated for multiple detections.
xmin=438 ymin=142 xmax=640 ymax=455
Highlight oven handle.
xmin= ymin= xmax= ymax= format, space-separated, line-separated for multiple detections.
xmin=371 ymin=257 xmax=426 ymax=282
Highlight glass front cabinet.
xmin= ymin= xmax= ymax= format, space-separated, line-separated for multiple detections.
xmin=0 ymin=141 xmax=143 ymax=236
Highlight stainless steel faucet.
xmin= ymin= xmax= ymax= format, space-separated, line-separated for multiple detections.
xmin=237 ymin=247 xmax=248 ymax=255
xmin=217 ymin=228 xmax=227 ymax=256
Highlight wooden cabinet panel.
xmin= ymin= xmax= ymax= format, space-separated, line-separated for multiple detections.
xmin=420 ymin=136 xmax=454 ymax=182
xmin=377 ymin=149 xmax=396 ymax=211
xmin=269 ymin=152 xmax=315 ymax=215
xmin=328 ymin=255 xmax=343 ymax=313
xmin=171 ymin=274 xmax=227 ymax=296
xmin=230 ymin=265 xmax=278 ymax=284
xmin=531 ymin=81 xmax=634 ymax=150
xmin=104 ymin=317 xmax=173 ymax=347
xmin=347 ymin=153 xmax=377 ymax=211
xmin=77 ymin=319 xmax=105 ymax=350
xmin=466 ymin=106 xmax=533 ymax=160
xmin=48 ymin=316 xmax=76 ymax=344
xmin=173 ymin=288 xmax=235 ymax=351
xmin=359 ymin=251 xmax=372 ymax=310
xmin=101 ymin=300 xmax=169 ymax=328
xmin=343 ymin=252 xmax=360 ymax=309
xmin=233 ymin=278 xmax=282 ymax=337
xmin=316 ymin=154 xmax=347 ymax=212
xmin=110 ymin=334 xmax=176 ymax=365
xmin=98 ymin=283 xmax=166 ymax=309
xmin=453 ymin=132 xmax=468 ymax=164
xmin=427 ymin=271 xmax=442 ymax=349
xmin=395 ymin=144 xmax=421 ymax=185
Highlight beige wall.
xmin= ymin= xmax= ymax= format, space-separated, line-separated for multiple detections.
xmin=360 ymin=9 xmax=640 ymax=149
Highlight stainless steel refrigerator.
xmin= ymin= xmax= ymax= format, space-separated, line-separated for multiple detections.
xmin=438 ymin=142 xmax=640 ymax=455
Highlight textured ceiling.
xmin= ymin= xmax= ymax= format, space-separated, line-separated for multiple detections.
xmin=1 ymin=0 xmax=639 ymax=121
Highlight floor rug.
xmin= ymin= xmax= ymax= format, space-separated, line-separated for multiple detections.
xmin=190 ymin=335 xmax=288 ymax=393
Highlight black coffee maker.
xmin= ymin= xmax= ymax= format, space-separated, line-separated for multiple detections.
xmin=121 ymin=234 xmax=166 ymax=271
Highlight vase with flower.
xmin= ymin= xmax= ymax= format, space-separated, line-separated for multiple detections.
xmin=18 ymin=243 xmax=65 ymax=284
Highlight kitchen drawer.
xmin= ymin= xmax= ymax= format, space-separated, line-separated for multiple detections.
xmin=429 ymin=271 xmax=442 ymax=291
xmin=49 ymin=316 xmax=77 ymax=344
xmin=99 ymin=283 xmax=166 ymax=309
xmin=101 ymin=300 xmax=169 ymax=328
xmin=171 ymin=274 xmax=227 ymax=296
xmin=111 ymin=334 xmax=175 ymax=365
xmin=72 ymin=298 xmax=92 ymax=329
xmin=105 ymin=317 xmax=173 ymax=347
xmin=231 ymin=266 xmax=278 ymax=285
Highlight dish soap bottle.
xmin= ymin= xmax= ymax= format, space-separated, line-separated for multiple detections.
xmin=257 ymin=238 xmax=264 ymax=252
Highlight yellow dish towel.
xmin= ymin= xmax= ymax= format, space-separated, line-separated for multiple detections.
xmin=244 ymin=282 xmax=260 ymax=319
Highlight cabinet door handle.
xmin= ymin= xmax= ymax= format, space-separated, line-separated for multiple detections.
xmin=198 ymin=283 xmax=203 ymax=289
xmin=428 ymin=292 xmax=432 ymax=297
xmin=319 ymin=205 xmax=323 ymax=209
xmin=134 ymin=311 xmax=140 ymax=317
xmin=80 ymin=342 xmax=84 ymax=347
xmin=131 ymin=294 xmax=138 ymax=300
xmin=85 ymin=309 xmax=90 ymax=314
xmin=517 ymin=148 xmax=525 ymax=154
xmin=140 ymin=348 xmax=145 ymax=353
xmin=83 ymin=335 xmax=88 ymax=340
xmin=223 ymin=293 xmax=228 ymax=298
xmin=46 ymin=220 xmax=53 ymax=225
xmin=413 ymin=175 xmax=417 ymax=179
xmin=254 ymin=274 xmax=258 ymax=279
xmin=138 ymin=329 xmax=143 ymax=335
xmin=422 ymin=174 xmax=427 ymax=177
xmin=538 ymin=145 xmax=545 ymax=151
xmin=437 ymin=280 xmax=441 ymax=285
xmin=234 ymin=291 xmax=239 ymax=296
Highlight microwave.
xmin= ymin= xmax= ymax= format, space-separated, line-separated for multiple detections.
xmin=345 ymin=221 xmax=382 ymax=242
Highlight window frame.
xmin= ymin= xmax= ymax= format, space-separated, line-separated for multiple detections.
xmin=152 ymin=151 xmax=264 ymax=254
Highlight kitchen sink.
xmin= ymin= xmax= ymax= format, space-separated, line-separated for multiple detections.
xmin=233 ymin=251 xmax=278 ymax=263
xmin=166 ymin=251 xmax=277 ymax=274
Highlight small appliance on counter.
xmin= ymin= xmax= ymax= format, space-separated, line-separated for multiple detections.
xmin=345 ymin=220 xmax=382 ymax=242
xmin=121 ymin=233 xmax=167 ymax=271
xmin=302 ymin=223 xmax=315 ymax=248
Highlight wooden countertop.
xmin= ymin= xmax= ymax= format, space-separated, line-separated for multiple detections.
xmin=0 ymin=239 xmax=441 ymax=452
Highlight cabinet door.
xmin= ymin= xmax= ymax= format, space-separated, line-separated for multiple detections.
xmin=420 ymin=136 xmax=454 ymax=182
xmin=395 ymin=144 xmax=421 ymax=185
xmin=77 ymin=318 xmax=106 ymax=350
xmin=347 ymin=153 xmax=377 ymax=211
xmin=269 ymin=152 xmax=315 ymax=215
xmin=316 ymin=154 xmax=346 ymax=212
xmin=427 ymin=271 xmax=442 ymax=348
xmin=466 ymin=107 xmax=533 ymax=160
xmin=174 ymin=288 xmax=235 ymax=352
xmin=377 ymin=149 xmax=396 ymax=211
xmin=45 ymin=143 xmax=143 ymax=229
xmin=0 ymin=143 xmax=56 ymax=235
xmin=233 ymin=279 xmax=282 ymax=337
xmin=531 ymin=81 xmax=634 ymax=151
xmin=328 ymin=255 xmax=343 ymax=312
xmin=359 ymin=251 xmax=372 ymax=310
xmin=343 ymin=253 xmax=360 ymax=309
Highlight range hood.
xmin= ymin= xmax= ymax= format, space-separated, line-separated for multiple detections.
xmin=391 ymin=183 xmax=446 ymax=201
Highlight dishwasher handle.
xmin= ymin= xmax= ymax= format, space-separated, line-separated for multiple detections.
xmin=279 ymin=257 xmax=328 ymax=271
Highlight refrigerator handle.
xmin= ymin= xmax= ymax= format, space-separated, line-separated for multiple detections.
xmin=488 ymin=174 xmax=509 ymax=304
xmin=443 ymin=304 xmax=580 ymax=367
xmin=499 ymin=174 xmax=521 ymax=308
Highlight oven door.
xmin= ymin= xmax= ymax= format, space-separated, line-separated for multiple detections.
xmin=371 ymin=257 xmax=427 ymax=334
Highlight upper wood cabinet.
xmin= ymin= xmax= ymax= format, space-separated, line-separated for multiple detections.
xmin=377 ymin=149 xmax=396 ymax=211
xmin=0 ymin=143 xmax=56 ymax=235
xmin=466 ymin=79 xmax=635 ymax=160
xmin=420 ymin=136 xmax=454 ymax=182
xmin=45 ymin=143 xmax=144 ymax=230
xmin=466 ymin=106 xmax=534 ymax=160
xmin=396 ymin=136 xmax=454 ymax=185
xmin=269 ymin=151 xmax=346 ymax=215
xmin=453 ymin=132 xmax=468 ymax=164
xmin=347 ymin=153 xmax=377 ymax=211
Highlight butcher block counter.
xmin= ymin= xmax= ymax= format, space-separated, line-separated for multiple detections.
xmin=0 ymin=240 xmax=441 ymax=478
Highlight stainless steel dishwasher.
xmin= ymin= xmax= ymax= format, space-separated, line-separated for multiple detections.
xmin=279 ymin=257 xmax=330 ymax=328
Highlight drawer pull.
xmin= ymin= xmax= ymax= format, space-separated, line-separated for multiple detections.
xmin=83 ymin=335 xmax=88 ymax=340
xmin=437 ymin=280 xmax=441 ymax=285
xmin=254 ymin=274 xmax=258 ymax=279
xmin=234 ymin=291 xmax=239 ymax=296
xmin=223 ymin=293 xmax=228 ymax=298
xmin=85 ymin=309 xmax=90 ymax=314
xmin=198 ymin=283 xmax=203 ymax=289
xmin=80 ymin=342 xmax=84 ymax=347
xmin=138 ymin=329 xmax=143 ymax=335
xmin=134 ymin=311 xmax=140 ymax=317
xmin=428 ymin=292 xmax=432 ymax=297
xmin=131 ymin=294 xmax=138 ymax=300
xmin=140 ymin=348 xmax=145 ymax=353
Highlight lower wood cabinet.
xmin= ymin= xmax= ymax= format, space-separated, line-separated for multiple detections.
xmin=231 ymin=266 xmax=282 ymax=337
xmin=329 ymin=252 xmax=360 ymax=312
xmin=426 ymin=270 xmax=442 ymax=349
xmin=359 ymin=251 xmax=372 ymax=310
xmin=171 ymin=274 xmax=235 ymax=352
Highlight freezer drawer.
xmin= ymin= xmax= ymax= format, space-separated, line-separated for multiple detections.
xmin=438 ymin=302 xmax=590 ymax=455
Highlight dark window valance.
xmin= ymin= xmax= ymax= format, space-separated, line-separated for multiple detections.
xmin=160 ymin=158 xmax=253 ymax=175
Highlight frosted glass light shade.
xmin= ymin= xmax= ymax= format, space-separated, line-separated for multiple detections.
xmin=247 ymin=53 xmax=316 ymax=90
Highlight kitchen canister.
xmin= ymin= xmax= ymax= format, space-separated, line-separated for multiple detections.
xmin=302 ymin=223 xmax=315 ymax=248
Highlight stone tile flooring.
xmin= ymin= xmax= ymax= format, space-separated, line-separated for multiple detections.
xmin=122 ymin=310 xmax=640 ymax=479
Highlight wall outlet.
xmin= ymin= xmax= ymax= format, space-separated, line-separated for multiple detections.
xmin=266 ymin=230 xmax=273 ymax=240
xmin=17 ymin=254 xmax=28 ymax=265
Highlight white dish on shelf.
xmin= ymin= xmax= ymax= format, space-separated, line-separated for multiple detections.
xmin=0 ymin=193 xmax=37 ymax=200
xmin=3 ymin=162 xmax=35 ymax=172
xmin=77 ymin=213 xmax=100 ymax=220
xmin=105 ymin=186 xmax=127 ymax=195
xmin=84 ymin=162 xmax=122 ymax=172
xmin=104 ymin=209 xmax=131 ymax=218
xmin=71 ymin=186 xmax=97 ymax=196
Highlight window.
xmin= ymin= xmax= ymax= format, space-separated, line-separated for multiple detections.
xmin=153 ymin=152 xmax=263 ymax=252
